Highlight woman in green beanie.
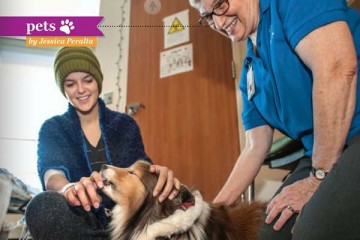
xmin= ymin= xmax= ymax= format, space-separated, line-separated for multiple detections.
xmin=25 ymin=47 xmax=181 ymax=240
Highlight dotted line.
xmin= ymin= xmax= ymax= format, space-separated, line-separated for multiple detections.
xmin=98 ymin=25 xmax=208 ymax=28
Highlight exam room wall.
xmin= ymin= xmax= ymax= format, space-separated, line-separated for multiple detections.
xmin=0 ymin=0 xmax=101 ymax=191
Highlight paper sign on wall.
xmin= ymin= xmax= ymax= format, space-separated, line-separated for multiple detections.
xmin=160 ymin=43 xmax=193 ymax=78
xmin=163 ymin=9 xmax=189 ymax=49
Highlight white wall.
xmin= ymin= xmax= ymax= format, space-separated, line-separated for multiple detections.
xmin=96 ymin=0 xmax=131 ymax=112
xmin=0 ymin=0 xmax=103 ymax=191
xmin=0 ymin=39 xmax=67 ymax=190
xmin=0 ymin=0 xmax=100 ymax=16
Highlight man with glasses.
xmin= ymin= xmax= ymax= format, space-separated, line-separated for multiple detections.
xmin=189 ymin=0 xmax=360 ymax=239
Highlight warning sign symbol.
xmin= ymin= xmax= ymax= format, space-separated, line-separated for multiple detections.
xmin=168 ymin=17 xmax=185 ymax=34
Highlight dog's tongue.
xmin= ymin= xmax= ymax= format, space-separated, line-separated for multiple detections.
xmin=180 ymin=195 xmax=195 ymax=211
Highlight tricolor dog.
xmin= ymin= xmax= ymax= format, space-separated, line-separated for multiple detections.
xmin=100 ymin=160 xmax=264 ymax=240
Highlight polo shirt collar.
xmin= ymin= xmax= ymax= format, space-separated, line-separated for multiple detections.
xmin=260 ymin=0 xmax=270 ymax=14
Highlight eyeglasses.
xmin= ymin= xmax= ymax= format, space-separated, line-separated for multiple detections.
xmin=198 ymin=0 xmax=230 ymax=27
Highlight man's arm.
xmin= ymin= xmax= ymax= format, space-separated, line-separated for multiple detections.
xmin=265 ymin=21 xmax=358 ymax=231
xmin=213 ymin=124 xmax=274 ymax=205
xmin=295 ymin=21 xmax=358 ymax=173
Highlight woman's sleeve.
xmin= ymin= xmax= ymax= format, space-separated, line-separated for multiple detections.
xmin=37 ymin=119 xmax=71 ymax=190
xmin=239 ymin=56 xmax=267 ymax=131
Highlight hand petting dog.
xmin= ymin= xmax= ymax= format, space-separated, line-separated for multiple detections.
xmin=59 ymin=172 xmax=103 ymax=211
xmin=149 ymin=165 xmax=181 ymax=202
xmin=59 ymin=164 xmax=180 ymax=211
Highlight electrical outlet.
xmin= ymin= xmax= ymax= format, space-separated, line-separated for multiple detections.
xmin=103 ymin=91 xmax=113 ymax=105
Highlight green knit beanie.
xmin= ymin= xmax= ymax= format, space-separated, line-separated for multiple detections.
xmin=54 ymin=47 xmax=103 ymax=97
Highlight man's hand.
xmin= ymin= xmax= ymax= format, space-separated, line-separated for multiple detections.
xmin=265 ymin=176 xmax=321 ymax=231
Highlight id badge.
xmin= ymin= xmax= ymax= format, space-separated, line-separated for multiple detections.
xmin=247 ymin=65 xmax=255 ymax=100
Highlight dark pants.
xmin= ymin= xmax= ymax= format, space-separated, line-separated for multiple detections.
xmin=260 ymin=132 xmax=360 ymax=240
xmin=25 ymin=191 xmax=109 ymax=240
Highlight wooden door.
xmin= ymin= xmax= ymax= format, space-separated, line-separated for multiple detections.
xmin=127 ymin=0 xmax=240 ymax=201
xmin=349 ymin=0 xmax=360 ymax=10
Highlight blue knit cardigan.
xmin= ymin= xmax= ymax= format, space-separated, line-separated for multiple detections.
xmin=37 ymin=98 xmax=151 ymax=190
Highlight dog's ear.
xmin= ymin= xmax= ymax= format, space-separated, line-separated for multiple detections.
xmin=136 ymin=161 xmax=158 ymax=194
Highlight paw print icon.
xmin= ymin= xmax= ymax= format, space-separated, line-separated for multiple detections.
xmin=59 ymin=19 xmax=75 ymax=35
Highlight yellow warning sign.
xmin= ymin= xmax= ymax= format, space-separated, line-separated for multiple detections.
xmin=168 ymin=17 xmax=185 ymax=34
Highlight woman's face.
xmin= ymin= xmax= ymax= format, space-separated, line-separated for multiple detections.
xmin=198 ymin=0 xmax=259 ymax=42
xmin=63 ymin=72 xmax=99 ymax=114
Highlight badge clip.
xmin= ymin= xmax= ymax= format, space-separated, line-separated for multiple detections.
xmin=247 ymin=65 xmax=255 ymax=100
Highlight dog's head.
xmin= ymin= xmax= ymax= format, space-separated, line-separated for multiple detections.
xmin=100 ymin=161 xmax=149 ymax=215
xmin=100 ymin=160 xmax=195 ymax=222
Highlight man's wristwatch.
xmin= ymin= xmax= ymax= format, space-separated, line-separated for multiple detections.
xmin=311 ymin=167 xmax=328 ymax=180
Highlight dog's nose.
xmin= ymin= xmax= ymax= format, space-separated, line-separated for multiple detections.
xmin=101 ymin=164 xmax=108 ymax=171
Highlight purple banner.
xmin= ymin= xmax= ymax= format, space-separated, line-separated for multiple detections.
xmin=0 ymin=16 xmax=103 ymax=36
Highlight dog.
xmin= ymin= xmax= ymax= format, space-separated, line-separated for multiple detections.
xmin=100 ymin=160 xmax=264 ymax=240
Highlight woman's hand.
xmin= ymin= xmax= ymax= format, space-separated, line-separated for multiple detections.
xmin=265 ymin=176 xmax=321 ymax=231
xmin=150 ymin=165 xmax=181 ymax=202
xmin=61 ymin=171 xmax=104 ymax=211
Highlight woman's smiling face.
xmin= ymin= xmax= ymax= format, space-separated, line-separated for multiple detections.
xmin=63 ymin=72 xmax=99 ymax=114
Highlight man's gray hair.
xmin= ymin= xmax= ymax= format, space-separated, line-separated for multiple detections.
xmin=189 ymin=0 xmax=201 ymax=9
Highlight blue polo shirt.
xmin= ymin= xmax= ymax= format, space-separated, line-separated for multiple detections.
xmin=240 ymin=0 xmax=360 ymax=156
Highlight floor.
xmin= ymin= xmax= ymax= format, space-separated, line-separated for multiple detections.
xmin=3 ymin=214 xmax=25 ymax=240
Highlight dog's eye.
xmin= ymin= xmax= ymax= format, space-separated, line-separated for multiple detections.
xmin=129 ymin=170 xmax=135 ymax=175
xmin=103 ymin=179 xmax=112 ymax=186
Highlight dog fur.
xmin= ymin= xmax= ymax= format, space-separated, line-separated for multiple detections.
xmin=100 ymin=160 xmax=264 ymax=240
